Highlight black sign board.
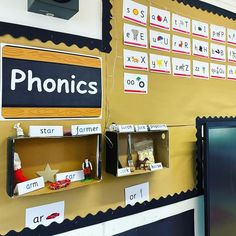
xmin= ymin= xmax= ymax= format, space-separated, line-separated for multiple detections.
xmin=1 ymin=45 xmax=102 ymax=118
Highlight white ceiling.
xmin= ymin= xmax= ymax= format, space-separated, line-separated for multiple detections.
xmin=200 ymin=0 xmax=236 ymax=13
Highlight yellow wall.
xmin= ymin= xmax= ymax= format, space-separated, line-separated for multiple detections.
xmin=0 ymin=0 xmax=235 ymax=234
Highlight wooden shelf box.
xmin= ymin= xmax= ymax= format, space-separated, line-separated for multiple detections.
xmin=105 ymin=129 xmax=169 ymax=177
xmin=7 ymin=134 xmax=102 ymax=197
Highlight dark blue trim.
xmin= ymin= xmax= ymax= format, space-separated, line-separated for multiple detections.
xmin=176 ymin=0 xmax=236 ymax=20
xmin=6 ymin=190 xmax=201 ymax=236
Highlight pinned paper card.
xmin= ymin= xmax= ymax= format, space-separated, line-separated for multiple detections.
xmin=210 ymin=63 xmax=226 ymax=79
xmin=124 ymin=73 xmax=148 ymax=94
xmin=192 ymin=60 xmax=209 ymax=79
xmin=210 ymin=24 xmax=226 ymax=43
xmin=123 ymin=0 xmax=147 ymax=26
xmin=172 ymin=35 xmax=191 ymax=55
xmin=228 ymin=65 xmax=236 ymax=81
xmin=192 ymin=20 xmax=209 ymax=39
xmin=228 ymin=28 xmax=236 ymax=46
xmin=149 ymin=54 xmax=171 ymax=74
xmin=125 ymin=182 xmax=149 ymax=206
xmin=172 ymin=58 xmax=191 ymax=77
xmin=149 ymin=30 xmax=170 ymax=51
xmin=124 ymin=49 xmax=148 ymax=71
xmin=123 ymin=23 xmax=148 ymax=48
xmin=192 ymin=39 xmax=209 ymax=58
xmin=172 ymin=13 xmax=190 ymax=34
xmin=25 ymin=201 xmax=64 ymax=229
xmin=228 ymin=47 xmax=236 ymax=63
xmin=210 ymin=43 xmax=226 ymax=61
xmin=150 ymin=7 xmax=170 ymax=30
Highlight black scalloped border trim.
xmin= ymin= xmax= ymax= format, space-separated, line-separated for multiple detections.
xmin=5 ymin=189 xmax=201 ymax=236
xmin=0 ymin=0 xmax=112 ymax=53
xmin=176 ymin=0 xmax=236 ymax=20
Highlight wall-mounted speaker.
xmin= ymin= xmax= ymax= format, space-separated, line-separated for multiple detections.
xmin=28 ymin=0 xmax=79 ymax=20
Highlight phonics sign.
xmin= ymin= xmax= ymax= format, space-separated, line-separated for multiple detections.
xmin=1 ymin=44 xmax=102 ymax=119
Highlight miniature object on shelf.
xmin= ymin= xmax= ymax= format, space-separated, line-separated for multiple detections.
xmin=36 ymin=163 xmax=59 ymax=183
xmin=14 ymin=123 xmax=24 ymax=137
xmin=134 ymin=139 xmax=155 ymax=170
xmin=14 ymin=152 xmax=28 ymax=183
xmin=82 ymin=159 xmax=93 ymax=179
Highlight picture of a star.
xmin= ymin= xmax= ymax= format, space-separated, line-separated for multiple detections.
xmin=37 ymin=164 xmax=59 ymax=183
xmin=157 ymin=59 xmax=163 ymax=67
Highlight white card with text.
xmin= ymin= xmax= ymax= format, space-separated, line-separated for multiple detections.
xmin=29 ymin=126 xmax=63 ymax=137
xmin=118 ymin=167 xmax=131 ymax=177
xmin=172 ymin=13 xmax=190 ymax=34
xmin=210 ymin=43 xmax=226 ymax=61
xmin=192 ymin=39 xmax=209 ymax=58
xmin=124 ymin=49 xmax=148 ymax=71
xmin=118 ymin=125 xmax=135 ymax=133
xmin=71 ymin=124 xmax=101 ymax=135
xmin=25 ymin=201 xmax=64 ymax=229
xmin=210 ymin=63 xmax=226 ymax=79
xmin=56 ymin=170 xmax=84 ymax=182
xmin=123 ymin=0 xmax=147 ymax=26
xmin=228 ymin=65 xmax=236 ymax=81
xmin=192 ymin=20 xmax=208 ymax=39
xmin=135 ymin=125 xmax=148 ymax=132
xmin=228 ymin=28 xmax=236 ymax=46
xmin=124 ymin=73 xmax=148 ymax=94
xmin=149 ymin=30 xmax=170 ymax=51
xmin=14 ymin=177 xmax=45 ymax=196
xmin=150 ymin=6 xmax=170 ymax=30
xmin=149 ymin=54 xmax=171 ymax=74
xmin=125 ymin=182 xmax=149 ymax=206
xmin=228 ymin=47 xmax=236 ymax=63
xmin=148 ymin=124 xmax=168 ymax=131
xmin=192 ymin=60 xmax=209 ymax=79
xmin=150 ymin=162 xmax=163 ymax=171
xmin=124 ymin=23 xmax=148 ymax=48
xmin=210 ymin=24 xmax=226 ymax=43
xmin=172 ymin=58 xmax=191 ymax=77
xmin=172 ymin=35 xmax=191 ymax=55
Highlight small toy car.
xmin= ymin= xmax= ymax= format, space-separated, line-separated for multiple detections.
xmin=46 ymin=212 xmax=60 ymax=220
xmin=49 ymin=178 xmax=71 ymax=190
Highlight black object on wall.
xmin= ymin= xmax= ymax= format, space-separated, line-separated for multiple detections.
xmin=196 ymin=117 xmax=236 ymax=236
xmin=28 ymin=0 xmax=79 ymax=20
xmin=115 ymin=210 xmax=194 ymax=236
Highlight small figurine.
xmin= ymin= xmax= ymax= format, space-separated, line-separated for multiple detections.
xmin=82 ymin=159 xmax=93 ymax=179
xmin=14 ymin=152 xmax=28 ymax=183
xmin=109 ymin=123 xmax=118 ymax=131
xmin=14 ymin=123 xmax=24 ymax=137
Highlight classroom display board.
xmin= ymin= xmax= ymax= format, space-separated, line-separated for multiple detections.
xmin=0 ymin=0 xmax=236 ymax=234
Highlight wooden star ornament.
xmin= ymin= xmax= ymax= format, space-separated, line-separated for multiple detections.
xmin=37 ymin=164 xmax=59 ymax=183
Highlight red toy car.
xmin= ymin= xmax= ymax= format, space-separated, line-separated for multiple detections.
xmin=49 ymin=178 xmax=71 ymax=190
xmin=46 ymin=212 xmax=60 ymax=220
